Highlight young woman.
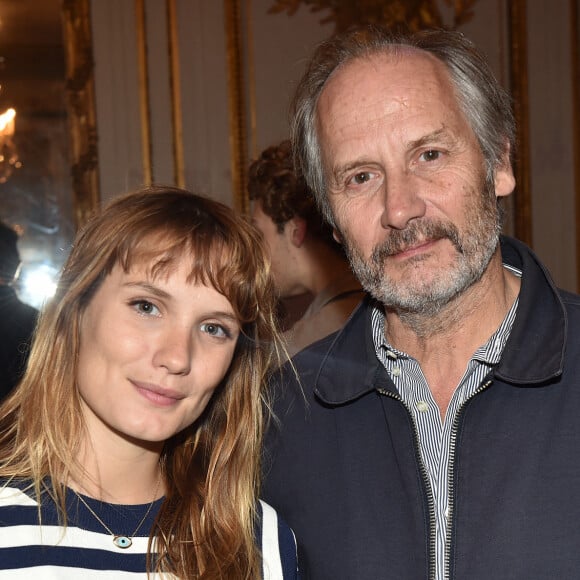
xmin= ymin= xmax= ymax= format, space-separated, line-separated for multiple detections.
xmin=0 ymin=187 xmax=298 ymax=578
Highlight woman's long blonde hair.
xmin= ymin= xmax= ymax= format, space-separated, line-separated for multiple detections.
xmin=0 ymin=186 xmax=281 ymax=578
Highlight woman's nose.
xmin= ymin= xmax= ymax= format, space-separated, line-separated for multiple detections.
xmin=153 ymin=328 xmax=192 ymax=375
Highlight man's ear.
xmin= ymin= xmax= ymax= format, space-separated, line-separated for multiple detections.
xmin=288 ymin=217 xmax=308 ymax=248
xmin=333 ymin=229 xmax=343 ymax=244
xmin=494 ymin=140 xmax=516 ymax=199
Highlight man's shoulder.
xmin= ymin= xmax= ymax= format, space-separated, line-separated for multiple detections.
xmin=275 ymin=301 xmax=369 ymax=389
xmin=290 ymin=331 xmax=337 ymax=370
xmin=558 ymin=287 xmax=580 ymax=308
xmin=268 ymin=298 xmax=377 ymax=426
xmin=557 ymin=288 xmax=580 ymax=345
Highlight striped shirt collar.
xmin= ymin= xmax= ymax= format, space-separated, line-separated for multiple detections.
xmin=370 ymin=265 xmax=522 ymax=367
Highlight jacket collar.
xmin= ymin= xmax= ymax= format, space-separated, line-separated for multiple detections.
xmin=314 ymin=236 xmax=567 ymax=405
xmin=494 ymin=236 xmax=566 ymax=383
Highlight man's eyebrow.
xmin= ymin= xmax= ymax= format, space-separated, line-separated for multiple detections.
xmin=331 ymin=157 xmax=377 ymax=185
xmin=328 ymin=128 xmax=459 ymax=187
xmin=407 ymin=127 xmax=455 ymax=150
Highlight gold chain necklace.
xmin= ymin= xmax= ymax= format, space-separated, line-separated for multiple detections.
xmin=73 ymin=474 xmax=162 ymax=549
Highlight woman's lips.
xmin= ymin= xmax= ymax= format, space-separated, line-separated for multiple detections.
xmin=132 ymin=381 xmax=184 ymax=407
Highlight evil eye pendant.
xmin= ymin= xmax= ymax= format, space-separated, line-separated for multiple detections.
xmin=113 ymin=535 xmax=133 ymax=549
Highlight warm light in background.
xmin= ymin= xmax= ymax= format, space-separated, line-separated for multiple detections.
xmin=0 ymin=107 xmax=15 ymax=135
xmin=0 ymin=105 xmax=21 ymax=183
xmin=19 ymin=263 xmax=59 ymax=309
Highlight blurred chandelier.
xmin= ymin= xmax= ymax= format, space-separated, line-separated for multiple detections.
xmin=0 ymin=107 xmax=21 ymax=184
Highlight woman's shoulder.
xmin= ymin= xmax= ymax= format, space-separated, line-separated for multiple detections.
xmin=0 ymin=478 xmax=37 ymax=507
xmin=257 ymin=499 xmax=299 ymax=580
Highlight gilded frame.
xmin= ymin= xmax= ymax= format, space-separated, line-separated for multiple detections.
xmin=62 ymin=0 xmax=100 ymax=228
xmin=572 ymin=0 xmax=580 ymax=289
xmin=507 ymin=0 xmax=532 ymax=246
xmin=225 ymin=0 xmax=250 ymax=214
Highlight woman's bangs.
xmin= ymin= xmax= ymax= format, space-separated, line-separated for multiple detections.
xmin=116 ymin=225 xmax=260 ymax=325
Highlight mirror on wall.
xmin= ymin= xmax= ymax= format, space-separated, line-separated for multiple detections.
xmin=0 ymin=0 xmax=78 ymax=308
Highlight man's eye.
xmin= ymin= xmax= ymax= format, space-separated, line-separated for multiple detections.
xmin=351 ymin=172 xmax=372 ymax=185
xmin=420 ymin=150 xmax=441 ymax=162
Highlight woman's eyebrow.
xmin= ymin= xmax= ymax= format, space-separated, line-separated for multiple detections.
xmin=125 ymin=281 xmax=239 ymax=321
xmin=123 ymin=280 xmax=171 ymax=299
xmin=206 ymin=311 xmax=239 ymax=324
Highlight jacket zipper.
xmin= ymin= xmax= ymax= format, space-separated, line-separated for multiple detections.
xmin=377 ymin=387 xmax=437 ymax=580
xmin=444 ymin=377 xmax=494 ymax=580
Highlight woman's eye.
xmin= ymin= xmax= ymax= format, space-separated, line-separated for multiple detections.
xmin=131 ymin=300 xmax=160 ymax=316
xmin=201 ymin=323 xmax=229 ymax=339
xmin=420 ymin=150 xmax=441 ymax=162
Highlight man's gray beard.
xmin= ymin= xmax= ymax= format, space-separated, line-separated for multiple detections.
xmin=341 ymin=190 xmax=502 ymax=317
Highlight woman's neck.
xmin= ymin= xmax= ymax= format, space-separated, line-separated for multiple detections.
xmin=71 ymin=434 xmax=164 ymax=504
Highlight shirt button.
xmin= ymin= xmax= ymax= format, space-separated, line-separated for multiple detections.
xmin=386 ymin=350 xmax=397 ymax=359
xmin=416 ymin=401 xmax=429 ymax=413
xmin=391 ymin=366 xmax=401 ymax=377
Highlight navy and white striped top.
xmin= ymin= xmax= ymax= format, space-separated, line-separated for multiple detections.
xmin=0 ymin=480 xmax=298 ymax=579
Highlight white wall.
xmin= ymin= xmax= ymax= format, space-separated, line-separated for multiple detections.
xmin=91 ymin=0 xmax=144 ymax=203
xmin=91 ymin=0 xmax=233 ymax=206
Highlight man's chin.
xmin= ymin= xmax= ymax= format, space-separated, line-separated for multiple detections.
xmin=367 ymin=272 xmax=469 ymax=314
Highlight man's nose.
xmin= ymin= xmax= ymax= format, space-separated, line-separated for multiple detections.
xmin=380 ymin=172 xmax=427 ymax=230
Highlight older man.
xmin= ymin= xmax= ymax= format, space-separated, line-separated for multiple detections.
xmin=262 ymin=26 xmax=580 ymax=580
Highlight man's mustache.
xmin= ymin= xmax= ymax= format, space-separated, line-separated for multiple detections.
xmin=370 ymin=219 xmax=462 ymax=263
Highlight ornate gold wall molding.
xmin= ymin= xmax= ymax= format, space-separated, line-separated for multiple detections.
xmin=135 ymin=0 xmax=153 ymax=185
xmin=507 ymin=0 xmax=532 ymax=247
xmin=571 ymin=0 xmax=580 ymax=290
xmin=62 ymin=0 xmax=100 ymax=228
xmin=224 ymin=0 xmax=249 ymax=214
xmin=246 ymin=0 xmax=258 ymax=161
xmin=268 ymin=0 xmax=478 ymax=32
xmin=167 ymin=0 xmax=185 ymax=188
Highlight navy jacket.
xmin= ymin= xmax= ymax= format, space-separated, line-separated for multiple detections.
xmin=262 ymin=237 xmax=580 ymax=580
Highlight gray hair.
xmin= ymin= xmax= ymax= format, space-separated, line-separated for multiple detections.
xmin=291 ymin=26 xmax=516 ymax=224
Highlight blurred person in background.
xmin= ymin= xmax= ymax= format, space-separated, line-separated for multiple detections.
xmin=0 ymin=220 xmax=38 ymax=400
xmin=249 ymin=140 xmax=363 ymax=358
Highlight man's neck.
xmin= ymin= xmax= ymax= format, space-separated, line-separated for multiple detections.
xmin=384 ymin=254 xmax=521 ymax=416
